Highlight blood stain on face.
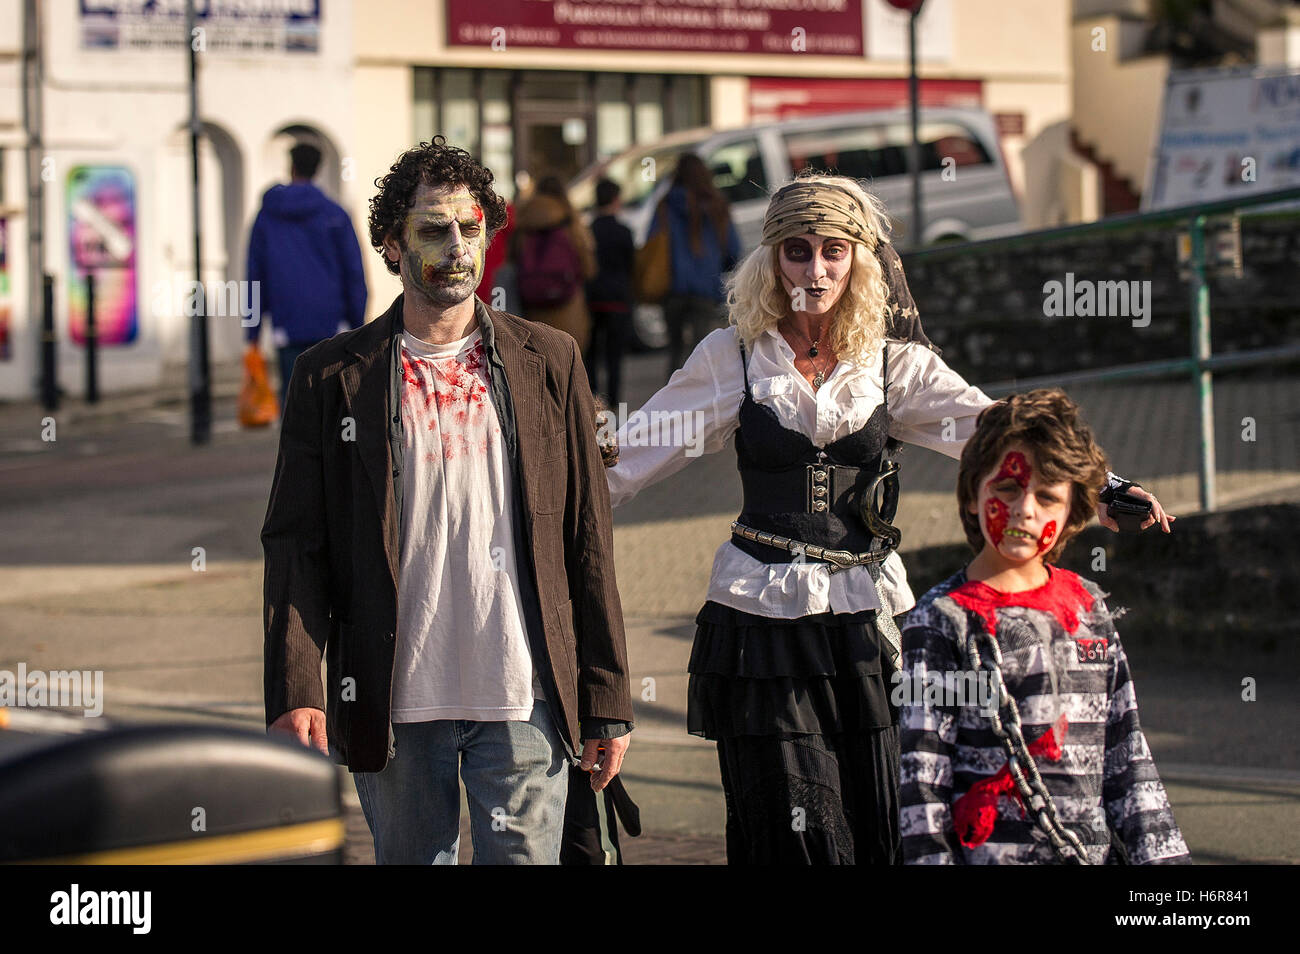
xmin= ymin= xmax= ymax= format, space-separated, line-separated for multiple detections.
xmin=984 ymin=498 xmax=1009 ymax=547
xmin=989 ymin=450 xmax=1031 ymax=490
xmin=1036 ymin=520 xmax=1057 ymax=554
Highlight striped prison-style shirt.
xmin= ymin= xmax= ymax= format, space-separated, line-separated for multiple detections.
xmin=899 ymin=567 xmax=1190 ymax=865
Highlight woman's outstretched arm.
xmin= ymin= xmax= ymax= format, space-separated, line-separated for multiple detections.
xmin=605 ymin=326 xmax=744 ymax=508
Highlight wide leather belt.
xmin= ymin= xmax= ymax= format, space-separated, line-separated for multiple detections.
xmin=730 ymin=521 xmax=891 ymax=575
xmin=738 ymin=463 xmax=874 ymax=516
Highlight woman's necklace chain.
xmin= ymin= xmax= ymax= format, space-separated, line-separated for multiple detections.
xmin=787 ymin=320 xmax=830 ymax=388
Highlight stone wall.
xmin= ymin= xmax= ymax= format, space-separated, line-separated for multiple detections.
xmin=899 ymin=213 xmax=1300 ymax=383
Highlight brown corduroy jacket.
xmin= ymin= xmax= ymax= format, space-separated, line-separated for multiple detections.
xmin=262 ymin=293 xmax=634 ymax=772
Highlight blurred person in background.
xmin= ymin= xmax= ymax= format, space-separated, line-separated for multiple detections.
xmin=654 ymin=152 xmax=740 ymax=383
xmin=479 ymin=199 xmax=517 ymax=312
xmin=246 ymin=142 xmax=367 ymax=404
xmin=510 ymin=174 xmax=597 ymax=351
xmin=584 ymin=178 xmax=636 ymax=406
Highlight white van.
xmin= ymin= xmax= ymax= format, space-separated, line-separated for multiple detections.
xmin=570 ymin=106 xmax=1021 ymax=346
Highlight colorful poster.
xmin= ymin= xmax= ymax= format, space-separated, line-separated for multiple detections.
xmin=67 ymin=165 xmax=138 ymax=347
xmin=447 ymin=0 xmax=863 ymax=56
xmin=0 ymin=219 xmax=9 ymax=361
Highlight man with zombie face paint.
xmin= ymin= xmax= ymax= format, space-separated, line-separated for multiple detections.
xmin=900 ymin=391 xmax=1189 ymax=864
xmin=604 ymin=172 xmax=1169 ymax=865
xmin=262 ymin=138 xmax=633 ymax=864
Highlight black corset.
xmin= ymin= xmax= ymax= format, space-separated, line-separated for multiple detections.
xmin=733 ymin=372 xmax=890 ymax=564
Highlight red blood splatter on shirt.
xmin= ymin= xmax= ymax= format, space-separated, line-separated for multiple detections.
xmin=952 ymin=714 xmax=1069 ymax=849
xmin=402 ymin=337 xmax=493 ymax=460
xmin=950 ymin=567 xmax=1096 ymax=637
xmin=984 ymin=498 xmax=1008 ymax=547
xmin=1036 ymin=520 xmax=1057 ymax=554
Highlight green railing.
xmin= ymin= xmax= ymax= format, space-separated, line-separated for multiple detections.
xmin=902 ymin=185 xmax=1300 ymax=513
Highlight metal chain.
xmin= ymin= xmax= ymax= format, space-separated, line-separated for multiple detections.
xmin=965 ymin=628 xmax=1092 ymax=865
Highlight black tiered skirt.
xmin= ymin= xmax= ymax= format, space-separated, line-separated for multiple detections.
xmin=688 ymin=600 xmax=901 ymax=865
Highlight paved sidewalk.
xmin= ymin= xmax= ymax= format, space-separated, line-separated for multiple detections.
xmin=1 ymin=346 xmax=1297 ymax=864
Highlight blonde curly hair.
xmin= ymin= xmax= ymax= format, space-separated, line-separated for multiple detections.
xmin=725 ymin=173 xmax=894 ymax=365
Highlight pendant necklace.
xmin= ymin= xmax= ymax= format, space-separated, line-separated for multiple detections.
xmin=790 ymin=322 xmax=830 ymax=389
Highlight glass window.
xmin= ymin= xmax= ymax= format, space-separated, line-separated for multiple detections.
xmin=596 ymin=73 xmax=633 ymax=161
xmin=413 ymin=68 xmax=436 ymax=144
xmin=481 ymin=71 xmax=513 ymax=199
xmin=634 ymin=75 xmax=663 ymax=143
xmin=785 ymin=121 xmax=990 ymax=181
xmin=704 ymin=138 xmax=767 ymax=204
xmin=441 ymin=69 xmax=478 ymax=157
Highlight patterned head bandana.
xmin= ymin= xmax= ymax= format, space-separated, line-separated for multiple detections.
xmin=761 ymin=181 xmax=877 ymax=247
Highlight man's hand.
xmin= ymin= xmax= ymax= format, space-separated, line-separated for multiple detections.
xmin=269 ymin=707 xmax=329 ymax=756
xmin=579 ymin=734 xmax=630 ymax=792
xmin=1098 ymin=485 xmax=1175 ymax=533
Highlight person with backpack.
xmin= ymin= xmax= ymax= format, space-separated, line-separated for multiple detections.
xmin=510 ymin=175 xmax=597 ymax=350
xmin=653 ymin=153 xmax=741 ymax=383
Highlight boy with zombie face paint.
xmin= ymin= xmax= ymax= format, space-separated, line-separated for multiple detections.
xmin=899 ymin=390 xmax=1190 ymax=864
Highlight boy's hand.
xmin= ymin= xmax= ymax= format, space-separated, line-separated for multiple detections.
xmin=1098 ymin=485 xmax=1174 ymax=533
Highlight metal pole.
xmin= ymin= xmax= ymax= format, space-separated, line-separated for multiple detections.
xmin=85 ymin=271 xmax=97 ymax=403
xmin=41 ymin=274 xmax=56 ymax=410
xmin=908 ymin=9 xmax=923 ymax=248
xmin=1188 ymin=214 xmax=1216 ymax=512
xmin=23 ymin=0 xmax=48 ymax=405
xmin=187 ymin=0 xmax=211 ymax=444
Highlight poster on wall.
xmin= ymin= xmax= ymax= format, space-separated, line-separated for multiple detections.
xmin=79 ymin=0 xmax=321 ymax=54
xmin=447 ymin=0 xmax=863 ymax=56
xmin=67 ymin=166 xmax=138 ymax=347
xmin=1145 ymin=65 xmax=1300 ymax=210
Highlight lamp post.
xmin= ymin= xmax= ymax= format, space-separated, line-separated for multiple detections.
xmin=885 ymin=0 xmax=927 ymax=248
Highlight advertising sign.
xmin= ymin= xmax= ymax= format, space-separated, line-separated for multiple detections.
xmin=1145 ymin=65 xmax=1300 ymax=210
xmin=447 ymin=0 xmax=864 ymax=56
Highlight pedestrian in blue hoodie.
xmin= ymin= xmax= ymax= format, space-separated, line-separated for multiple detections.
xmin=246 ymin=143 xmax=368 ymax=403
xmin=650 ymin=152 xmax=740 ymax=383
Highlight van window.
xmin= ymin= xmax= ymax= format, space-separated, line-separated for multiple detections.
xmin=785 ymin=121 xmax=991 ymax=181
xmin=704 ymin=138 xmax=768 ymax=203
xmin=570 ymin=143 xmax=692 ymax=212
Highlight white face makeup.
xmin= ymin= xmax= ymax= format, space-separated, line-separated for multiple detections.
xmin=383 ymin=182 xmax=487 ymax=307
xmin=778 ymin=234 xmax=854 ymax=316
xmin=968 ymin=444 xmax=1073 ymax=566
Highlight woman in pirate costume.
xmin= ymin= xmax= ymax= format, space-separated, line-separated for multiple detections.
xmin=604 ymin=173 xmax=1171 ymax=864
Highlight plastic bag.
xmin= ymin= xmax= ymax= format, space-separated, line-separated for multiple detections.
xmin=238 ymin=344 xmax=278 ymax=428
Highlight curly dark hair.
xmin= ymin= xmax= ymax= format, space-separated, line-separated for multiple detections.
xmin=368 ymin=137 xmax=509 ymax=276
xmin=956 ymin=389 xmax=1110 ymax=564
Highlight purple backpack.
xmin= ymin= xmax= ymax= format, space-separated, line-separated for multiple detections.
xmin=517 ymin=226 xmax=582 ymax=309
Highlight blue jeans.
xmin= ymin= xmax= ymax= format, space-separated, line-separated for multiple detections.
xmin=352 ymin=699 xmax=570 ymax=865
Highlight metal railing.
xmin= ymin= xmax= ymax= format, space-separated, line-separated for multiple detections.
xmin=902 ymin=185 xmax=1300 ymax=513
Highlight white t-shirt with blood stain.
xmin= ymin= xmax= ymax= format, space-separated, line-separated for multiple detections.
xmin=391 ymin=327 xmax=539 ymax=723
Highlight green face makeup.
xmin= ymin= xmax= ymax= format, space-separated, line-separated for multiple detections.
xmin=397 ymin=183 xmax=487 ymax=305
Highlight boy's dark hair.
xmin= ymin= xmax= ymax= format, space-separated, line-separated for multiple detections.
xmin=595 ymin=177 xmax=621 ymax=208
xmin=368 ymin=136 xmax=509 ymax=276
xmin=956 ymin=389 xmax=1110 ymax=564
xmin=290 ymin=143 xmax=322 ymax=179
